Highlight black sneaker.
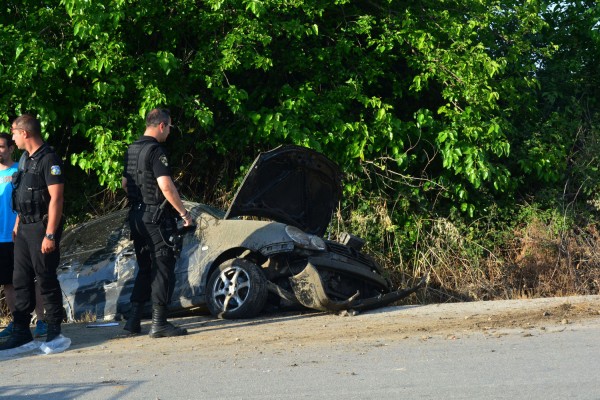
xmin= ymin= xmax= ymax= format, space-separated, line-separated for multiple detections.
xmin=0 ymin=326 xmax=34 ymax=350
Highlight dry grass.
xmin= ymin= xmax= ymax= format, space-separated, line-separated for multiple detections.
xmin=78 ymin=311 xmax=97 ymax=323
xmin=0 ymin=292 xmax=98 ymax=324
xmin=0 ymin=294 xmax=8 ymax=325
xmin=504 ymin=220 xmax=600 ymax=298
xmin=410 ymin=217 xmax=600 ymax=302
xmin=409 ymin=217 xmax=504 ymax=302
xmin=330 ymin=196 xmax=600 ymax=304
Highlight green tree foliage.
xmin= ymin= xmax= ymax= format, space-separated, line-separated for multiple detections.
xmin=0 ymin=1 xmax=598 ymax=252
xmin=528 ymin=1 xmax=600 ymax=203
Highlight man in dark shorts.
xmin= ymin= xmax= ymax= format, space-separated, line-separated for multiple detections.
xmin=0 ymin=135 xmax=18 ymax=337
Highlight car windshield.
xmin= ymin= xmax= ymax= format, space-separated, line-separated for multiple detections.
xmin=60 ymin=209 xmax=130 ymax=267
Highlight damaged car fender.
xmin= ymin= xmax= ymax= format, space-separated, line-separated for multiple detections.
xmin=169 ymin=212 xmax=320 ymax=315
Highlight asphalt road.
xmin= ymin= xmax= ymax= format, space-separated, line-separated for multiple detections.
xmin=1 ymin=295 xmax=599 ymax=399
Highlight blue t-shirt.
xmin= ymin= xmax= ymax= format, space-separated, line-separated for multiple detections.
xmin=0 ymin=164 xmax=18 ymax=242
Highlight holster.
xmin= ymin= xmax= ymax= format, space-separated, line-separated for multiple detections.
xmin=151 ymin=206 xmax=165 ymax=224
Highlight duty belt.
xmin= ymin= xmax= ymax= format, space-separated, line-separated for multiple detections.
xmin=131 ymin=203 xmax=161 ymax=213
xmin=19 ymin=214 xmax=45 ymax=224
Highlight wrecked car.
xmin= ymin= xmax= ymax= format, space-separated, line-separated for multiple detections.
xmin=58 ymin=145 xmax=424 ymax=322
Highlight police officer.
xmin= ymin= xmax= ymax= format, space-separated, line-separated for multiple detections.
xmin=122 ymin=108 xmax=193 ymax=338
xmin=0 ymin=133 xmax=47 ymax=340
xmin=0 ymin=114 xmax=65 ymax=350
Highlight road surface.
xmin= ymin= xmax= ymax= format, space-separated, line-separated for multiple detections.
xmin=1 ymin=295 xmax=599 ymax=399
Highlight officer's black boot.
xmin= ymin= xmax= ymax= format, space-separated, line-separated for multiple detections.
xmin=0 ymin=322 xmax=33 ymax=350
xmin=46 ymin=323 xmax=61 ymax=342
xmin=124 ymin=302 xmax=144 ymax=334
xmin=148 ymin=305 xmax=187 ymax=338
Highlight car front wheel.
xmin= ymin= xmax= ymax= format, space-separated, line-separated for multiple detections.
xmin=207 ymin=258 xmax=268 ymax=319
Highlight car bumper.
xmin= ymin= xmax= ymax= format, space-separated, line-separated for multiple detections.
xmin=287 ymin=262 xmax=426 ymax=312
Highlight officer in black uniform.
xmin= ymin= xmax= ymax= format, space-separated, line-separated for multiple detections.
xmin=122 ymin=108 xmax=193 ymax=338
xmin=0 ymin=114 xmax=65 ymax=350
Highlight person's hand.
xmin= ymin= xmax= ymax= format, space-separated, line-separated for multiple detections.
xmin=42 ymin=237 xmax=56 ymax=254
xmin=181 ymin=210 xmax=194 ymax=227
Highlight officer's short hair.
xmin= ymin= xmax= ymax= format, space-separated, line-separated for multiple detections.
xmin=146 ymin=108 xmax=171 ymax=127
xmin=0 ymin=132 xmax=14 ymax=147
xmin=13 ymin=114 xmax=41 ymax=137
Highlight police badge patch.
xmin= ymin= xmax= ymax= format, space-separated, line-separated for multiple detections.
xmin=159 ymin=155 xmax=169 ymax=167
xmin=50 ymin=165 xmax=62 ymax=175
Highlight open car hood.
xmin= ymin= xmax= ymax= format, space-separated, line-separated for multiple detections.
xmin=225 ymin=145 xmax=342 ymax=236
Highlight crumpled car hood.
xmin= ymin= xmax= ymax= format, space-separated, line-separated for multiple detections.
xmin=225 ymin=145 xmax=342 ymax=236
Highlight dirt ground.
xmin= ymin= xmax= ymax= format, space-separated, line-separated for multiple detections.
xmin=47 ymin=295 xmax=600 ymax=357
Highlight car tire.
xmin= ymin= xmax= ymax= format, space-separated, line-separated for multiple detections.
xmin=207 ymin=258 xmax=268 ymax=319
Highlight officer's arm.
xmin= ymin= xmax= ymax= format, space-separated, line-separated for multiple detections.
xmin=157 ymin=176 xmax=193 ymax=226
xmin=122 ymin=177 xmax=128 ymax=194
xmin=42 ymin=183 xmax=64 ymax=253
xmin=157 ymin=176 xmax=186 ymax=215
xmin=46 ymin=183 xmax=64 ymax=235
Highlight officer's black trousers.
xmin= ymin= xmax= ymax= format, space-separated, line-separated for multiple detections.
xmin=13 ymin=220 xmax=64 ymax=325
xmin=128 ymin=208 xmax=176 ymax=306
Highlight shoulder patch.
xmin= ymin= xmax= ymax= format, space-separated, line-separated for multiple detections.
xmin=50 ymin=165 xmax=62 ymax=176
xmin=159 ymin=155 xmax=169 ymax=167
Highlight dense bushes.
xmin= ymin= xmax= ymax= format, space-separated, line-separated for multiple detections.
xmin=0 ymin=0 xmax=598 ymax=300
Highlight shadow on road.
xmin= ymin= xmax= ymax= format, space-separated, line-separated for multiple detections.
xmin=0 ymin=381 xmax=144 ymax=400
xmin=0 ymin=308 xmax=326 ymax=356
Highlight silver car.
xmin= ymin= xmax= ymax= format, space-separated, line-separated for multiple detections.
xmin=58 ymin=145 xmax=424 ymax=322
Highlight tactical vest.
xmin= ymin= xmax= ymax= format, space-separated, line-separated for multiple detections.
xmin=125 ymin=140 xmax=164 ymax=205
xmin=12 ymin=145 xmax=54 ymax=223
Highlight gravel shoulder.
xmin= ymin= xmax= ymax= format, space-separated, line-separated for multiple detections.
xmin=56 ymin=294 xmax=600 ymax=357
